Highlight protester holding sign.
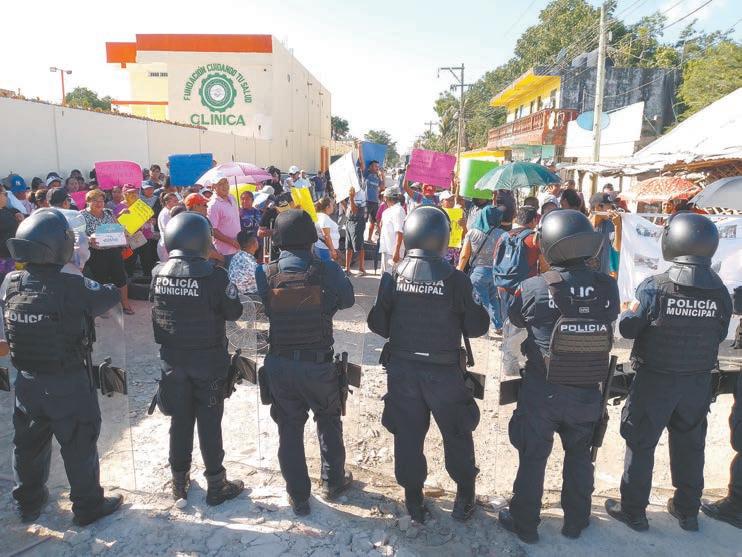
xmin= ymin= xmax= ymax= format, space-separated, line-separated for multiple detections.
xmin=345 ymin=186 xmax=367 ymax=276
xmin=363 ymin=160 xmax=383 ymax=242
xmin=81 ymin=189 xmax=133 ymax=314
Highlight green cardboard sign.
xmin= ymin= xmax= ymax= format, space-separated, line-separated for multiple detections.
xmin=460 ymin=159 xmax=499 ymax=200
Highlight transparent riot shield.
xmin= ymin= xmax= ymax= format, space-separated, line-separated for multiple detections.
xmin=47 ymin=304 xmax=136 ymax=492
xmin=92 ymin=305 xmax=136 ymax=491
xmin=222 ymin=295 xmax=261 ymax=472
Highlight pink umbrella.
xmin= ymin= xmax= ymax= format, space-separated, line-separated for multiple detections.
xmin=196 ymin=162 xmax=271 ymax=187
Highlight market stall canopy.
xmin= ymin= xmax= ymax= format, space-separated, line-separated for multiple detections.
xmin=475 ymin=161 xmax=559 ymax=191
xmin=691 ymin=176 xmax=742 ymax=211
xmin=621 ymin=176 xmax=700 ymax=203
xmin=562 ymin=87 xmax=742 ymax=176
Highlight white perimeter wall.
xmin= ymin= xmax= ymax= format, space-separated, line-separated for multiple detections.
xmin=1 ymin=96 xmax=327 ymax=182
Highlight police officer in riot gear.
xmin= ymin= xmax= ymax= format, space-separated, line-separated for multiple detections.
xmin=702 ymin=286 xmax=742 ymax=529
xmin=255 ymin=209 xmax=355 ymax=516
xmin=607 ymin=212 xmax=732 ymax=532
xmin=498 ymin=209 xmax=620 ymax=543
xmin=367 ymin=206 xmax=489 ymax=523
xmin=4 ymin=209 xmax=123 ymax=525
xmin=151 ymin=212 xmax=244 ymax=505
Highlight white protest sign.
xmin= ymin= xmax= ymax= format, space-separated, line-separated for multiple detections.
xmin=329 ymin=151 xmax=360 ymax=202
xmin=618 ymin=213 xmax=742 ymax=339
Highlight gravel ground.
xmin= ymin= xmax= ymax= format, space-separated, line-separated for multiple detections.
xmin=1 ymin=271 xmax=740 ymax=557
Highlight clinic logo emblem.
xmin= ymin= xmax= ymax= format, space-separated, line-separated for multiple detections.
xmin=198 ymin=73 xmax=237 ymax=113
xmin=183 ymin=63 xmax=251 ymax=126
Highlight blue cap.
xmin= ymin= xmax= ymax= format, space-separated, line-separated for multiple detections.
xmin=7 ymin=174 xmax=28 ymax=193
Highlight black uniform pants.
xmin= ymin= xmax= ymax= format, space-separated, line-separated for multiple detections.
xmin=265 ymin=354 xmax=345 ymax=502
xmin=158 ymin=364 xmax=226 ymax=477
xmin=620 ymin=370 xmax=712 ymax=516
xmin=729 ymin=372 xmax=742 ymax=502
xmin=12 ymin=370 xmax=104 ymax=517
xmin=508 ymin=369 xmax=601 ymax=533
xmin=381 ymin=357 xmax=480 ymax=491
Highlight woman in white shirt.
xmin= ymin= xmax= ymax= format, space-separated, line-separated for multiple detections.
xmin=313 ymin=196 xmax=340 ymax=261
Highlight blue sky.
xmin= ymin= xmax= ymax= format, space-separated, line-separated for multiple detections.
xmin=1 ymin=0 xmax=740 ymax=154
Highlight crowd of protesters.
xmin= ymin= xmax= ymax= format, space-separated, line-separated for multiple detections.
xmin=3 ymin=157 xmax=694 ymax=325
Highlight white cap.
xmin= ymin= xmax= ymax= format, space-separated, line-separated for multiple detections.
xmin=288 ymin=165 xmax=300 ymax=174
xmin=259 ymin=185 xmax=275 ymax=196
xmin=438 ymin=191 xmax=453 ymax=201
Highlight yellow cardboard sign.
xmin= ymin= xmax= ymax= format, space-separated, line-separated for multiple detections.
xmin=117 ymin=199 xmax=155 ymax=235
xmin=291 ymin=187 xmax=318 ymax=222
xmin=444 ymin=207 xmax=464 ymax=247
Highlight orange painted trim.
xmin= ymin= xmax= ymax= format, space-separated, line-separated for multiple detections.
xmin=136 ymin=34 xmax=273 ymax=54
xmin=111 ymin=100 xmax=169 ymax=106
xmin=106 ymin=42 xmax=137 ymax=67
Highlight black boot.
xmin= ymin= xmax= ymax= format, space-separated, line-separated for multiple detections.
xmin=451 ymin=484 xmax=476 ymax=522
xmin=205 ymin=470 xmax=244 ymax=506
xmin=73 ymin=494 xmax=124 ymax=526
xmin=172 ymin=469 xmax=191 ymax=501
xmin=667 ymin=498 xmax=699 ymax=531
xmin=18 ymin=487 xmax=49 ymax=524
xmin=498 ymin=508 xmax=539 ymax=544
xmin=405 ymin=487 xmax=427 ymax=524
xmin=320 ymin=471 xmax=353 ymax=501
xmin=288 ymin=494 xmax=310 ymax=516
xmin=605 ymin=498 xmax=649 ymax=532
xmin=701 ymin=496 xmax=742 ymax=529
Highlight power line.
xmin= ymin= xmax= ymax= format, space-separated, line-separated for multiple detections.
xmin=502 ymin=0 xmax=542 ymax=40
xmin=663 ymin=0 xmax=715 ymax=30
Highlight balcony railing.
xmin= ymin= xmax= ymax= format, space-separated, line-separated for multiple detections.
xmin=487 ymin=108 xmax=578 ymax=150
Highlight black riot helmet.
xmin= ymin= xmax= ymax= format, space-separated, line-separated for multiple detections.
xmin=662 ymin=212 xmax=721 ymax=289
xmin=7 ymin=208 xmax=74 ymax=266
xmin=539 ymin=209 xmax=604 ymax=266
xmin=272 ymin=209 xmax=317 ymax=249
xmin=662 ymin=212 xmax=718 ymax=266
xmin=164 ymin=212 xmax=212 ymax=260
xmin=403 ymin=206 xmax=450 ymax=257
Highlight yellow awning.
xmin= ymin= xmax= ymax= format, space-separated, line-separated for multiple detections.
xmin=490 ymin=70 xmax=560 ymax=107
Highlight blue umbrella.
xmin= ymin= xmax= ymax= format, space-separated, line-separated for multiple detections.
xmin=475 ymin=161 xmax=560 ymax=191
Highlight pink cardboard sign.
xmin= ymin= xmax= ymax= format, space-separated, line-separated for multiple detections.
xmin=94 ymin=161 xmax=142 ymax=191
xmin=405 ymin=149 xmax=457 ymax=189
xmin=70 ymin=191 xmax=87 ymax=209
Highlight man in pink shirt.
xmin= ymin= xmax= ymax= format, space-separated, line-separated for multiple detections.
xmin=207 ymin=178 xmax=241 ymax=266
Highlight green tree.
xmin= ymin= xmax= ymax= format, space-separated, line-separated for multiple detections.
xmin=364 ymin=129 xmax=400 ymax=167
xmin=64 ymin=87 xmax=112 ymax=110
xmin=331 ymin=115 xmax=350 ymax=140
xmin=678 ymin=40 xmax=742 ymax=119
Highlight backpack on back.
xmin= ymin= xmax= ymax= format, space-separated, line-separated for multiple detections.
xmin=493 ymin=228 xmax=534 ymax=290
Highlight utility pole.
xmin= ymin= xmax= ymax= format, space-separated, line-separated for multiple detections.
xmin=438 ymin=63 xmax=471 ymax=192
xmin=50 ymin=67 xmax=72 ymax=106
xmin=592 ymin=3 xmax=607 ymax=164
xmin=424 ymin=120 xmax=438 ymax=133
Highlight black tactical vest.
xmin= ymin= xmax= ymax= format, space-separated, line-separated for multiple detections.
xmin=3 ymin=271 xmax=86 ymax=373
xmin=151 ymin=267 xmax=224 ymax=350
xmin=266 ymin=258 xmax=332 ymax=350
xmin=389 ymin=273 xmax=461 ymax=356
xmin=632 ymin=274 xmax=726 ymax=374
xmin=543 ymin=271 xmax=613 ymax=386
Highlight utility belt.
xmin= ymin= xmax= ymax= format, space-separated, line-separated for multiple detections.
xmin=382 ymin=343 xmax=464 ymax=367
xmin=270 ymin=348 xmax=334 ymax=363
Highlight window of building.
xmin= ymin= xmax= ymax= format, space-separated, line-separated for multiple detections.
xmin=549 ymin=89 xmax=557 ymax=108
xmin=529 ymin=100 xmax=535 ymax=114
xmin=518 ymin=104 xmax=524 ymax=118
xmin=537 ymin=96 xmax=543 ymax=111
xmin=148 ymin=72 xmax=169 ymax=78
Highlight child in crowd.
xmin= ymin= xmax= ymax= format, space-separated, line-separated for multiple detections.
xmin=228 ymin=231 xmax=259 ymax=294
